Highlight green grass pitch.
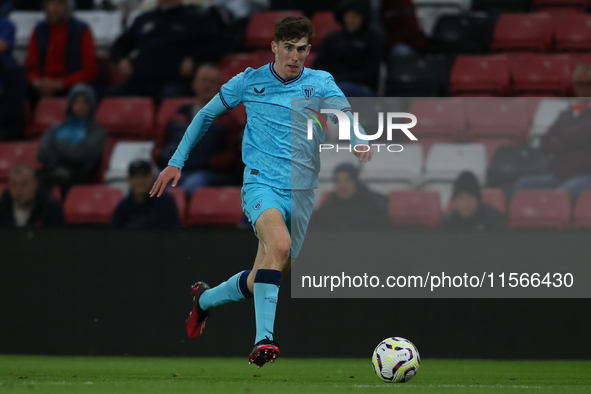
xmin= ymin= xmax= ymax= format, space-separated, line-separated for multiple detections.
xmin=0 ymin=356 xmax=590 ymax=393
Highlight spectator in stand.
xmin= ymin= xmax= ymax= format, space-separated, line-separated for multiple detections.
xmin=0 ymin=10 xmax=26 ymax=140
xmin=514 ymin=64 xmax=591 ymax=203
xmin=157 ymin=64 xmax=243 ymax=195
xmin=16 ymin=0 xmax=95 ymax=10
xmin=381 ymin=0 xmax=428 ymax=57
xmin=107 ymin=0 xmax=228 ymax=103
xmin=311 ymin=163 xmax=390 ymax=230
xmin=37 ymin=84 xmax=105 ymax=197
xmin=24 ymin=0 xmax=97 ymax=103
xmin=313 ymin=0 xmax=381 ymax=97
xmin=111 ymin=159 xmax=181 ymax=228
xmin=440 ymin=171 xmax=507 ymax=231
xmin=0 ymin=164 xmax=64 ymax=227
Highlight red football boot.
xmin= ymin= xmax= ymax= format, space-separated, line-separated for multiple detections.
xmin=186 ymin=282 xmax=210 ymax=339
xmin=248 ymin=338 xmax=280 ymax=368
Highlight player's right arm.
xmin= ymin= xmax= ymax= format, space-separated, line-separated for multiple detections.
xmin=150 ymin=70 xmax=248 ymax=197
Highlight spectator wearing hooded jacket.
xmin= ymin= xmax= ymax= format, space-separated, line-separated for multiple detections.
xmin=24 ymin=0 xmax=97 ymax=102
xmin=440 ymin=171 xmax=507 ymax=231
xmin=37 ymin=83 xmax=105 ymax=196
xmin=107 ymin=0 xmax=228 ymax=103
xmin=380 ymin=0 xmax=428 ymax=58
xmin=311 ymin=163 xmax=391 ymax=230
xmin=312 ymin=0 xmax=381 ymax=97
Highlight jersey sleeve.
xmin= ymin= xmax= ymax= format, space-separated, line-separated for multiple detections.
xmin=321 ymin=73 xmax=368 ymax=147
xmin=219 ymin=68 xmax=250 ymax=110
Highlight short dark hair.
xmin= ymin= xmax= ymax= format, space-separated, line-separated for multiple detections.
xmin=274 ymin=16 xmax=315 ymax=45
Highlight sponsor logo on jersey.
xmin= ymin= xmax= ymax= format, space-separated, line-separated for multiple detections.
xmin=254 ymin=87 xmax=265 ymax=96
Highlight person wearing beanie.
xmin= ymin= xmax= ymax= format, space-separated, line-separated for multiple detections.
xmin=37 ymin=83 xmax=105 ymax=196
xmin=313 ymin=0 xmax=382 ymax=96
xmin=111 ymin=159 xmax=181 ymax=228
xmin=312 ymin=162 xmax=391 ymax=230
xmin=24 ymin=0 xmax=97 ymax=102
xmin=440 ymin=171 xmax=507 ymax=231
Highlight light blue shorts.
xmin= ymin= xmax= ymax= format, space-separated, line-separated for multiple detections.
xmin=241 ymin=183 xmax=315 ymax=259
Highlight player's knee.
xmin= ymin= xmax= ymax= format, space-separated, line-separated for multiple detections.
xmin=270 ymin=237 xmax=291 ymax=262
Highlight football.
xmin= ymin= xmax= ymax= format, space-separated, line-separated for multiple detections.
xmin=371 ymin=337 xmax=420 ymax=383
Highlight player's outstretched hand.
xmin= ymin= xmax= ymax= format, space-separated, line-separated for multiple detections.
xmin=353 ymin=144 xmax=374 ymax=163
xmin=150 ymin=165 xmax=181 ymax=198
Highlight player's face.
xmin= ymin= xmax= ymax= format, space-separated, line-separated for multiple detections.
xmin=8 ymin=171 xmax=38 ymax=209
xmin=128 ymin=172 xmax=156 ymax=200
xmin=272 ymin=38 xmax=310 ymax=79
xmin=453 ymin=192 xmax=479 ymax=219
xmin=334 ymin=171 xmax=356 ymax=199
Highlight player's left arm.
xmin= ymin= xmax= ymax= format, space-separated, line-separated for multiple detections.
xmin=323 ymin=74 xmax=373 ymax=163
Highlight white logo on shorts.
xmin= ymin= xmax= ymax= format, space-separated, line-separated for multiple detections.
xmin=253 ymin=200 xmax=262 ymax=210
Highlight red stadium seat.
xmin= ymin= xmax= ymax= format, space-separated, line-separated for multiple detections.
xmin=449 ymin=55 xmax=510 ymax=96
xmin=155 ymin=97 xmax=195 ymax=133
xmin=510 ymin=54 xmax=572 ymax=96
xmin=26 ymin=98 xmax=67 ymax=138
xmin=534 ymin=0 xmax=588 ymax=13
xmin=95 ymin=97 xmax=155 ymax=138
xmin=472 ymin=138 xmax=520 ymax=164
xmin=187 ymin=187 xmax=243 ymax=226
xmin=310 ymin=12 xmax=340 ymax=47
xmin=446 ymin=188 xmax=507 ymax=214
xmin=167 ymin=186 xmax=187 ymax=224
xmin=408 ymin=98 xmax=467 ymax=141
xmin=554 ymin=14 xmax=591 ymax=51
xmin=0 ymin=141 xmax=41 ymax=181
xmin=218 ymin=53 xmax=263 ymax=82
xmin=464 ymin=98 xmax=531 ymax=142
xmin=64 ymin=185 xmax=123 ymax=224
xmin=388 ymin=190 xmax=441 ymax=227
xmin=509 ymin=189 xmax=571 ymax=228
xmin=573 ymin=191 xmax=591 ymax=227
xmin=491 ymin=13 xmax=554 ymax=52
xmin=245 ymin=11 xmax=305 ymax=49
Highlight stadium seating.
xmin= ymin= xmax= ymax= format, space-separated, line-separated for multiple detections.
xmin=554 ymin=13 xmax=591 ymax=51
xmin=474 ymin=138 xmax=520 ymax=163
xmin=573 ymin=191 xmax=591 ymax=227
xmin=310 ymin=12 xmax=340 ymax=47
xmin=509 ymin=54 xmax=572 ymax=96
xmin=388 ymin=190 xmax=441 ymax=227
xmin=529 ymin=98 xmax=571 ymax=141
xmin=449 ymin=55 xmax=510 ymax=96
xmin=407 ymin=98 xmax=466 ymax=140
xmin=318 ymin=147 xmax=362 ymax=182
xmin=64 ymin=185 xmax=122 ymax=224
xmin=103 ymin=141 xmax=155 ymax=183
xmin=95 ymin=98 xmax=155 ymax=138
xmin=0 ymin=141 xmax=41 ymax=181
xmin=430 ymin=13 xmax=496 ymax=54
xmin=8 ymin=11 xmax=44 ymax=48
xmin=218 ymin=53 xmax=263 ymax=82
xmin=386 ymin=55 xmax=451 ymax=97
xmin=245 ymin=11 xmax=305 ymax=49
xmin=166 ymin=186 xmax=187 ymax=225
xmin=491 ymin=13 xmax=554 ymax=52
xmin=74 ymin=10 xmax=122 ymax=48
xmin=359 ymin=144 xmax=424 ymax=187
xmin=509 ymin=189 xmax=571 ymax=228
xmin=486 ymin=145 xmax=549 ymax=188
xmin=472 ymin=0 xmax=533 ymax=12
xmin=26 ymin=98 xmax=67 ymax=138
xmin=534 ymin=0 xmax=588 ymax=13
xmin=424 ymin=143 xmax=488 ymax=185
xmin=464 ymin=98 xmax=531 ymax=141
xmin=186 ymin=187 xmax=243 ymax=226
xmin=446 ymin=187 xmax=507 ymax=213
xmin=154 ymin=97 xmax=195 ymax=135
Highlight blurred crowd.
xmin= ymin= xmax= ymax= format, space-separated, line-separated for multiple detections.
xmin=1 ymin=0 xmax=591 ymax=230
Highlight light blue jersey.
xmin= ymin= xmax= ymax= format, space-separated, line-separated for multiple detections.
xmin=169 ymin=62 xmax=365 ymax=190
